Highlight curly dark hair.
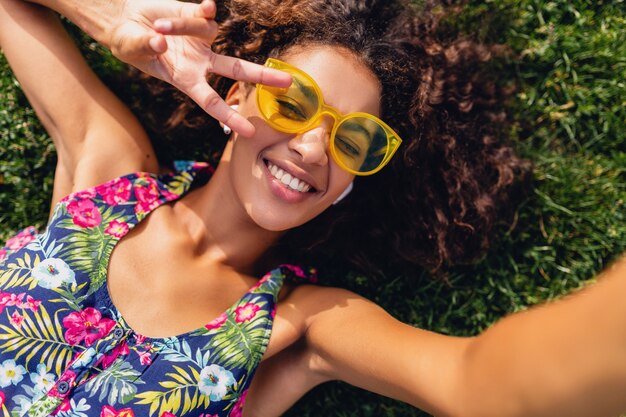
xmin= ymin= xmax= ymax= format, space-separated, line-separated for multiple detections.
xmin=131 ymin=0 xmax=531 ymax=276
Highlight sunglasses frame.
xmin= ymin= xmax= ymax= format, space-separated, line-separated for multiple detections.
xmin=256 ymin=58 xmax=402 ymax=176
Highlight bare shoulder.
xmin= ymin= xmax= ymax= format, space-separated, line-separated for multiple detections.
xmin=265 ymin=285 xmax=368 ymax=357
xmin=279 ymin=284 xmax=383 ymax=328
xmin=281 ymin=283 xmax=359 ymax=307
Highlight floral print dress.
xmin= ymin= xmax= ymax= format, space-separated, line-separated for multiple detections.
xmin=0 ymin=161 xmax=316 ymax=417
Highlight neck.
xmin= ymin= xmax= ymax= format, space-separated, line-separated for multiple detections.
xmin=172 ymin=161 xmax=283 ymax=274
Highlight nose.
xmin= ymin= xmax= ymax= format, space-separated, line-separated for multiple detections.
xmin=288 ymin=124 xmax=330 ymax=166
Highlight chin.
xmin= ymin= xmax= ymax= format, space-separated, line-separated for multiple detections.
xmin=247 ymin=205 xmax=323 ymax=233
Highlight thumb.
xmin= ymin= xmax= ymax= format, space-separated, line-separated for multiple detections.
xmin=111 ymin=28 xmax=167 ymax=59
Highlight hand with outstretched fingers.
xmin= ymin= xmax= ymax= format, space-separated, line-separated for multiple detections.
xmin=102 ymin=0 xmax=291 ymax=136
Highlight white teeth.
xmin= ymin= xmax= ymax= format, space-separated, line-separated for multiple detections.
xmin=266 ymin=161 xmax=312 ymax=193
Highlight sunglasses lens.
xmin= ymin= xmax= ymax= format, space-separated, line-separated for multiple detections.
xmin=257 ymin=71 xmax=319 ymax=132
xmin=333 ymin=117 xmax=390 ymax=174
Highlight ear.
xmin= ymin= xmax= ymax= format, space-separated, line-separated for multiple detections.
xmin=224 ymin=81 xmax=245 ymax=107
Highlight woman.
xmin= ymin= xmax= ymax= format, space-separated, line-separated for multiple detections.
xmin=1 ymin=0 xmax=625 ymax=416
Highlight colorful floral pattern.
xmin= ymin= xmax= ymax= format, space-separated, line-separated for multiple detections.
xmin=0 ymin=162 xmax=316 ymax=417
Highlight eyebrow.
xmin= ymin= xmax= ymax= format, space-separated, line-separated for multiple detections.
xmin=293 ymin=77 xmax=318 ymax=103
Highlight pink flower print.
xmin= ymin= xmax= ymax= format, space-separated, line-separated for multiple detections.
xmin=249 ymin=274 xmax=270 ymax=292
xmin=9 ymin=311 xmax=24 ymax=328
xmin=60 ymin=188 xmax=94 ymax=203
xmin=74 ymin=188 xmax=97 ymax=199
xmin=0 ymin=249 xmax=6 ymax=263
xmin=134 ymin=177 xmax=161 ymax=214
xmin=234 ymin=303 xmax=260 ymax=323
xmin=229 ymin=389 xmax=249 ymax=417
xmin=205 ymin=313 xmax=228 ymax=330
xmin=271 ymin=305 xmax=277 ymax=319
xmin=62 ymin=307 xmax=116 ymax=346
xmin=192 ymin=162 xmax=211 ymax=170
xmin=67 ymin=198 xmax=102 ymax=228
xmin=0 ymin=391 xmax=4 ymax=407
xmin=136 ymin=349 xmax=152 ymax=365
xmin=104 ymin=220 xmax=129 ymax=238
xmin=19 ymin=295 xmax=41 ymax=313
xmin=5 ymin=227 xmax=36 ymax=251
xmin=161 ymin=188 xmax=179 ymax=202
xmin=0 ymin=292 xmax=24 ymax=308
xmin=282 ymin=264 xmax=318 ymax=283
xmin=287 ymin=264 xmax=306 ymax=278
xmin=159 ymin=413 xmax=177 ymax=417
xmin=50 ymin=398 xmax=71 ymax=415
xmin=47 ymin=370 xmax=76 ymax=398
xmin=97 ymin=340 xmax=130 ymax=369
xmin=134 ymin=334 xmax=147 ymax=345
xmin=0 ymin=293 xmax=7 ymax=314
xmin=100 ymin=405 xmax=136 ymax=417
xmin=0 ymin=292 xmax=23 ymax=314
xmin=96 ymin=177 xmax=132 ymax=206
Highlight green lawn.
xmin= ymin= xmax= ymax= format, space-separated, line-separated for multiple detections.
xmin=1 ymin=0 xmax=625 ymax=415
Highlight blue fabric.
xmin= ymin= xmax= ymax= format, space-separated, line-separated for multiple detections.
xmin=0 ymin=162 xmax=315 ymax=417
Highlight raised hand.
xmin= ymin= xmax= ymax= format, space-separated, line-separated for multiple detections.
xmin=102 ymin=0 xmax=291 ymax=136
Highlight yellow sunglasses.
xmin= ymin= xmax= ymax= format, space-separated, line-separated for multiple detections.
xmin=256 ymin=58 xmax=402 ymax=176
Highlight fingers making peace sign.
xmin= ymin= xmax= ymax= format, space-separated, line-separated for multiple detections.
xmin=105 ymin=0 xmax=291 ymax=137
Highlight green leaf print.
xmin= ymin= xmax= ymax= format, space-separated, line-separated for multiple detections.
xmin=205 ymin=296 xmax=271 ymax=374
xmin=57 ymin=205 xmax=130 ymax=294
xmin=0 ymin=251 xmax=39 ymax=290
xmin=0 ymin=304 xmax=77 ymax=375
xmin=164 ymin=171 xmax=194 ymax=196
xmin=26 ymin=395 xmax=63 ymax=417
xmin=250 ymin=270 xmax=283 ymax=296
xmin=134 ymin=365 xmax=209 ymax=416
xmin=47 ymin=281 xmax=89 ymax=311
xmin=156 ymin=339 xmax=212 ymax=368
xmin=84 ymin=360 xmax=145 ymax=405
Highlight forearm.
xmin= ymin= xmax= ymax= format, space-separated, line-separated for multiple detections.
xmin=24 ymin=0 xmax=122 ymax=45
xmin=459 ymin=256 xmax=626 ymax=417
xmin=0 ymin=0 xmax=157 ymax=197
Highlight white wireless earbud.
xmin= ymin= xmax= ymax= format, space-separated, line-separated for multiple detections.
xmin=333 ymin=181 xmax=354 ymax=205
xmin=223 ymin=105 xmax=239 ymax=135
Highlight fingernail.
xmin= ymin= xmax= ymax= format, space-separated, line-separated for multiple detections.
xmin=154 ymin=20 xmax=172 ymax=32
xmin=202 ymin=0 xmax=216 ymax=14
xmin=238 ymin=120 xmax=256 ymax=138
xmin=149 ymin=37 xmax=164 ymax=53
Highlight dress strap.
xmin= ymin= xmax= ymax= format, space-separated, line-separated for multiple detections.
xmin=53 ymin=161 xmax=213 ymax=232
xmin=249 ymin=264 xmax=318 ymax=300
xmin=277 ymin=264 xmax=318 ymax=285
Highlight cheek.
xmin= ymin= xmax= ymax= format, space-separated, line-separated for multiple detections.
xmin=329 ymin=164 xmax=355 ymax=198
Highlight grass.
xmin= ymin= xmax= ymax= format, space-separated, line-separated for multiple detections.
xmin=1 ymin=0 xmax=625 ymax=415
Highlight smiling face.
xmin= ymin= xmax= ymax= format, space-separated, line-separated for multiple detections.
xmin=220 ymin=45 xmax=382 ymax=232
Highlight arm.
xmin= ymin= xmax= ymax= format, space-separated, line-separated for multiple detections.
xmin=0 ymin=0 xmax=158 ymax=203
xmin=459 ymin=255 xmax=626 ymax=417
xmin=246 ymin=284 xmax=469 ymax=417
xmin=1 ymin=0 xmax=291 ymax=203
xmin=300 ymin=286 xmax=469 ymax=417
xmin=253 ymin=256 xmax=626 ymax=417
xmin=24 ymin=0 xmax=292 ymax=137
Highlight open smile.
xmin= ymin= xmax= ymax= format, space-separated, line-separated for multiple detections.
xmin=264 ymin=160 xmax=316 ymax=193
